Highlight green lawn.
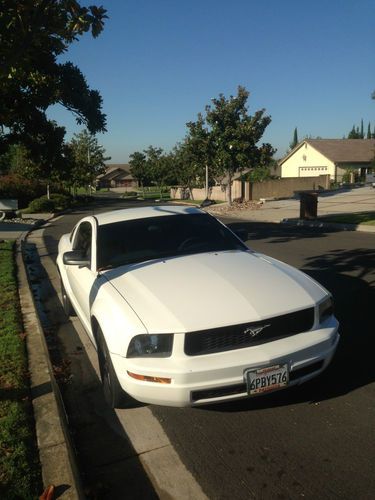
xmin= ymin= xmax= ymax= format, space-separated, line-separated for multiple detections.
xmin=320 ymin=212 xmax=375 ymax=226
xmin=0 ymin=242 xmax=41 ymax=498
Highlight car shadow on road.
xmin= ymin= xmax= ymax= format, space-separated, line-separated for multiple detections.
xmin=26 ymin=240 xmax=157 ymax=499
xmin=204 ymin=245 xmax=375 ymax=413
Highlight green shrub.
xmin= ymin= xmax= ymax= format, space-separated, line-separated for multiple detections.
xmin=49 ymin=193 xmax=71 ymax=210
xmin=26 ymin=193 xmax=71 ymax=213
xmin=27 ymin=196 xmax=55 ymax=213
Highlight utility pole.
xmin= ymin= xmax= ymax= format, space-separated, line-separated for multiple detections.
xmin=205 ymin=164 xmax=209 ymax=199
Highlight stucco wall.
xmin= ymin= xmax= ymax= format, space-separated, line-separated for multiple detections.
xmin=171 ymin=182 xmax=242 ymax=201
xmin=249 ymin=175 xmax=330 ymax=200
xmin=281 ymin=143 xmax=335 ymax=179
xmin=171 ymin=176 xmax=330 ymax=202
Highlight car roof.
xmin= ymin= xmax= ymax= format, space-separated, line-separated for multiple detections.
xmin=95 ymin=205 xmax=204 ymax=226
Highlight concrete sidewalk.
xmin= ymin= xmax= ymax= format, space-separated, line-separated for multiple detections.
xmin=207 ymin=185 xmax=375 ymax=224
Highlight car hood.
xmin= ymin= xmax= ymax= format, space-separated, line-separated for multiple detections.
xmin=103 ymin=250 xmax=326 ymax=333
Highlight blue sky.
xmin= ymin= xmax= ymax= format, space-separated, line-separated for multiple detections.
xmin=48 ymin=0 xmax=375 ymax=162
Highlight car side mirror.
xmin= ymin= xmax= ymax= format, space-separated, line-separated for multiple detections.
xmin=233 ymin=228 xmax=248 ymax=242
xmin=63 ymin=250 xmax=90 ymax=267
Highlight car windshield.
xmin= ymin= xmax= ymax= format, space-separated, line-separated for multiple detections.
xmin=97 ymin=213 xmax=247 ymax=270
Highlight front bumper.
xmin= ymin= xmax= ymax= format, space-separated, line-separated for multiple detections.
xmin=111 ymin=319 xmax=339 ymax=407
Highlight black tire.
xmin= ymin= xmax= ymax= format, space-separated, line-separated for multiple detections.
xmin=96 ymin=327 xmax=126 ymax=408
xmin=61 ymin=278 xmax=75 ymax=317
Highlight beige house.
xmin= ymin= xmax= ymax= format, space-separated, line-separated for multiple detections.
xmin=280 ymin=139 xmax=375 ymax=182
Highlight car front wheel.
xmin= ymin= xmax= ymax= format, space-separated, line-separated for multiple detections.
xmin=61 ymin=278 xmax=75 ymax=317
xmin=96 ymin=327 xmax=127 ymax=409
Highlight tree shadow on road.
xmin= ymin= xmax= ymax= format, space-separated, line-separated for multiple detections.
xmin=204 ymin=245 xmax=375 ymax=413
xmin=225 ymin=220 xmax=346 ymax=245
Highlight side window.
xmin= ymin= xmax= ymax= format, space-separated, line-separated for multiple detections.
xmin=73 ymin=222 xmax=92 ymax=262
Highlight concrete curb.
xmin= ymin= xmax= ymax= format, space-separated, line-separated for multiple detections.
xmin=16 ymin=222 xmax=84 ymax=498
xmin=280 ymin=218 xmax=375 ymax=233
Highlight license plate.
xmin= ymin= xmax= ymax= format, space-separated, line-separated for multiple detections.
xmin=245 ymin=364 xmax=289 ymax=395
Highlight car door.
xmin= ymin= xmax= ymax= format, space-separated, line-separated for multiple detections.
xmin=66 ymin=218 xmax=97 ymax=336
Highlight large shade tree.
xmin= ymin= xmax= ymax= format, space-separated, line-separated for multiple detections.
xmin=205 ymin=86 xmax=275 ymax=204
xmin=69 ymin=129 xmax=109 ymax=192
xmin=0 ymin=0 xmax=107 ymax=174
xmin=143 ymin=146 xmax=176 ymax=199
xmin=129 ymin=151 xmax=149 ymax=196
xmin=175 ymin=114 xmax=215 ymax=198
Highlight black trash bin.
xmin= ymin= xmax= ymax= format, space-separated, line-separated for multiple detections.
xmin=299 ymin=191 xmax=318 ymax=219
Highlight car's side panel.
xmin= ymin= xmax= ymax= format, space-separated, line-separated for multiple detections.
xmin=90 ymin=278 xmax=147 ymax=356
xmin=66 ymin=265 xmax=96 ymax=336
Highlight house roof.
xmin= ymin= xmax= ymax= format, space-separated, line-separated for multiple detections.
xmin=97 ymin=164 xmax=134 ymax=181
xmin=280 ymin=139 xmax=375 ymax=165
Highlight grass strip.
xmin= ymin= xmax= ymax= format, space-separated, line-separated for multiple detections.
xmin=320 ymin=211 xmax=375 ymax=226
xmin=0 ymin=241 xmax=41 ymax=499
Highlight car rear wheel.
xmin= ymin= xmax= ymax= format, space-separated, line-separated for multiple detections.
xmin=96 ymin=327 xmax=126 ymax=409
xmin=61 ymin=278 xmax=75 ymax=316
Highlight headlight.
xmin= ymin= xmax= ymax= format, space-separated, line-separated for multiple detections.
xmin=319 ymin=296 xmax=334 ymax=324
xmin=127 ymin=334 xmax=174 ymax=358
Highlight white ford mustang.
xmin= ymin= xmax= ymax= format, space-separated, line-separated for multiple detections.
xmin=57 ymin=205 xmax=339 ymax=408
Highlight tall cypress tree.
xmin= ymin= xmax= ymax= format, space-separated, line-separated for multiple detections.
xmin=360 ymin=119 xmax=364 ymax=138
xmin=289 ymin=127 xmax=299 ymax=150
xmin=367 ymin=122 xmax=372 ymax=139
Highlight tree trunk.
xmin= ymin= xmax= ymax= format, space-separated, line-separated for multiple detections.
xmin=227 ymin=173 xmax=232 ymax=206
xmin=46 ymin=183 xmax=50 ymax=200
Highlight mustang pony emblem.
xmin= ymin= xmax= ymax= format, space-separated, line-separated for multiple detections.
xmin=244 ymin=324 xmax=271 ymax=338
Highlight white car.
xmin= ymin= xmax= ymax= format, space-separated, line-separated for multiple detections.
xmin=57 ymin=205 xmax=339 ymax=408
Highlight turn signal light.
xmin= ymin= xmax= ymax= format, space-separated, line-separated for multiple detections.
xmin=127 ymin=371 xmax=171 ymax=384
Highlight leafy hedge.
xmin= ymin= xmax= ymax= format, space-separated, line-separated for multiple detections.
xmin=0 ymin=175 xmax=46 ymax=209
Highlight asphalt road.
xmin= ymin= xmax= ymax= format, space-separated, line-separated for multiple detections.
xmin=32 ymin=200 xmax=375 ymax=499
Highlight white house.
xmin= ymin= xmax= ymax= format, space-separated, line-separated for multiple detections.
xmin=280 ymin=139 xmax=375 ymax=182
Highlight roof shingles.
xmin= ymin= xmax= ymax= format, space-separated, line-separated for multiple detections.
xmin=306 ymin=139 xmax=375 ymax=163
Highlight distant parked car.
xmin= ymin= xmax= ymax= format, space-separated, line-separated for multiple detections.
xmin=57 ymin=206 xmax=339 ymax=408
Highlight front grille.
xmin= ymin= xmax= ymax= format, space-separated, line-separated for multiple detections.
xmin=184 ymin=308 xmax=315 ymax=356
xmin=190 ymin=359 xmax=324 ymax=402
xmin=191 ymin=383 xmax=246 ymax=402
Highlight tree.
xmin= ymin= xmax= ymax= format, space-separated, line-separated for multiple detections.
xmin=0 ymin=0 xmax=108 ymax=164
xmin=348 ymin=125 xmax=361 ymax=139
xmin=143 ymin=146 xmax=177 ymax=199
xmin=367 ymin=122 xmax=372 ymax=139
xmin=129 ymin=151 xmax=149 ymax=195
xmin=205 ymin=86 xmax=275 ymax=205
xmin=360 ymin=119 xmax=364 ymax=139
xmin=0 ymin=143 xmax=36 ymax=176
xmin=175 ymin=114 xmax=215 ymax=198
xmin=69 ymin=130 xmax=109 ymax=192
xmin=289 ymin=127 xmax=299 ymax=150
